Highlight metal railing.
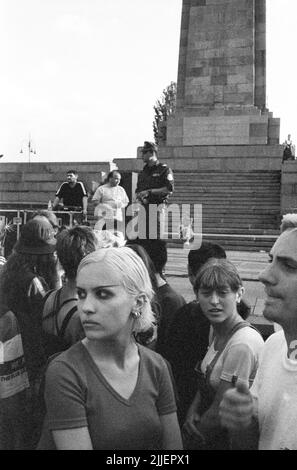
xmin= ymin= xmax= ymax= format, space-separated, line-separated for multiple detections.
xmin=0 ymin=209 xmax=82 ymax=240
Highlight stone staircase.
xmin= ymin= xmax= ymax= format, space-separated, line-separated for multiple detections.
xmin=166 ymin=170 xmax=281 ymax=251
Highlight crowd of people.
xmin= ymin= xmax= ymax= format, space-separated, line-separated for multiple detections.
xmin=1 ymin=142 xmax=297 ymax=450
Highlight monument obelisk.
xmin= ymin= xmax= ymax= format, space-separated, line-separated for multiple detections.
xmin=119 ymin=0 xmax=284 ymax=248
xmin=166 ymin=0 xmax=280 ymax=147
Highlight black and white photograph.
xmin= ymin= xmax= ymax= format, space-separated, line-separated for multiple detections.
xmin=0 ymin=0 xmax=297 ymax=455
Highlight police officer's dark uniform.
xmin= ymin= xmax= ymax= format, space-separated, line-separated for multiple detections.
xmin=135 ymin=141 xmax=174 ymax=239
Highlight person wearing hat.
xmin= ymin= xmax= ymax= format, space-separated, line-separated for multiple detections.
xmin=135 ymin=141 xmax=174 ymax=239
xmin=0 ymin=217 xmax=59 ymax=448
xmin=3 ymin=209 xmax=60 ymax=260
xmin=30 ymin=209 xmax=60 ymax=235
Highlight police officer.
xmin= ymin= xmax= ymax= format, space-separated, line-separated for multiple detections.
xmin=135 ymin=141 xmax=174 ymax=239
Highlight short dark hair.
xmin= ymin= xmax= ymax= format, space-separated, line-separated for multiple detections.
xmin=107 ymin=170 xmax=121 ymax=181
xmin=56 ymin=226 xmax=98 ymax=280
xmin=188 ymin=242 xmax=226 ymax=277
xmin=194 ymin=258 xmax=250 ymax=319
xmin=67 ymin=170 xmax=78 ymax=176
xmin=194 ymin=258 xmax=242 ymax=294
xmin=127 ymin=239 xmax=167 ymax=274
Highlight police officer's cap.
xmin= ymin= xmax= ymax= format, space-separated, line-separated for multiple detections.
xmin=142 ymin=141 xmax=158 ymax=154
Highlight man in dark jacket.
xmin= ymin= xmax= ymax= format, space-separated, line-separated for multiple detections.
xmin=135 ymin=142 xmax=174 ymax=239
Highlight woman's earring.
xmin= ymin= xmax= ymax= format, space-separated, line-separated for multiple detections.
xmin=132 ymin=309 xmax=141 ymax=318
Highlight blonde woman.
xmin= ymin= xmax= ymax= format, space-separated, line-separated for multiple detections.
xmin=38 ymin=247 xmax=182 ymax=450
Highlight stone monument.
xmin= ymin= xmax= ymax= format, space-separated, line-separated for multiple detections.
xmin=117 ymin=0 xmax=284 ymax=249
xmin=167 ymin=0 xmax=280 ymax=147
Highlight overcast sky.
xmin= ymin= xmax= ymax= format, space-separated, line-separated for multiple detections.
xmin=0 ymin=0 xmax=295 ymax=162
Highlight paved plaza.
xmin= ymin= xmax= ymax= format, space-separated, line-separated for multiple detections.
xmin=166 ymin=247 xmax=274 ymax=337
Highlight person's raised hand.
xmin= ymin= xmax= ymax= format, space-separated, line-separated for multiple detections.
xmin=219 ymin=381 xmax=253 ymax=431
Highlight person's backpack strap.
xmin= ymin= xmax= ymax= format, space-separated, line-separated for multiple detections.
xmin=42 ymin=289 xmax=55 ymax=304
xmin=57 ymin=305 xmax=78 ymax=339
xmin=54 ymin=295 xmax=77 ymax=330
xmin=58 ymin=298 xmax=78 ymax=309
xmin=42 ymin=289 xmax=61 ymax=321
xmin=205 ymin=321 xmax=256 ymax=383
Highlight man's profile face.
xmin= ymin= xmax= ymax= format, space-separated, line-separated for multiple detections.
xmin=259 ymin=229 xmax=297 ymax=327
xmin=67 ymin=172 xmax=78 ymax=185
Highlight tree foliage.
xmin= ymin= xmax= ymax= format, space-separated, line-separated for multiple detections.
xmin=153 ymin=81 xmax=177 ymax=145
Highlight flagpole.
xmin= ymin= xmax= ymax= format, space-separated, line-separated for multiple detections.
xmin=28 ymin=136 xmax=32 ymax=165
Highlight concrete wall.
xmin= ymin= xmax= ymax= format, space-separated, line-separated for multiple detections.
xmin=133 ymin=144 xmax=283 ymax=172
xmin=0 ymin=161 xmax=112 ymax=205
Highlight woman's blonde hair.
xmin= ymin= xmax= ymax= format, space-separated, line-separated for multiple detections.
xmin=77 ymin=247 xmax=155 ymax=333
xmin=280 ymin=213 xmax=297 ymax=233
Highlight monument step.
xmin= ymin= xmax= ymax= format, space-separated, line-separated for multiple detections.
xmin=172 ymin=190 xmax=280 ymax=196
xmin=175 ymin=177 xmax=280 ymax=183
xmin=172 ymin=226 xmax=279 ymax=234
xmin=170 ymin=203 xmax=280 ymax=211
xmin=171 ymin=196 xmax=280 ymax=203
xmin=175 ymin=184 xmax=280 ymax=189
xmin=168 ymin=213 xmax=280 ymax=228
xmin=175 ymin=180 xmax=280 ymax=186
xmin=175 ymin=174 xmax=281 ymax=181
xmin=168 ymin=225 xmax=279 ymax=234
xmin=166 ymin=234 xmax=277 ymax=252
xmin=169 ymin=204 xmax=280 ymax=213
xmin=170 ymin=196 xmax=280 ymax=203
xmin=167 ymin=221 xmax=279 ymax=232
xmin=174 ymin=183 xmax=281 ymax=190
xmin=174 ymin=185 xmax=280 ymax=192
xmin=170 ymin=204 xmax=280 ymax=210
xmin=169 ymin=209 xmax=280 ymax=217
